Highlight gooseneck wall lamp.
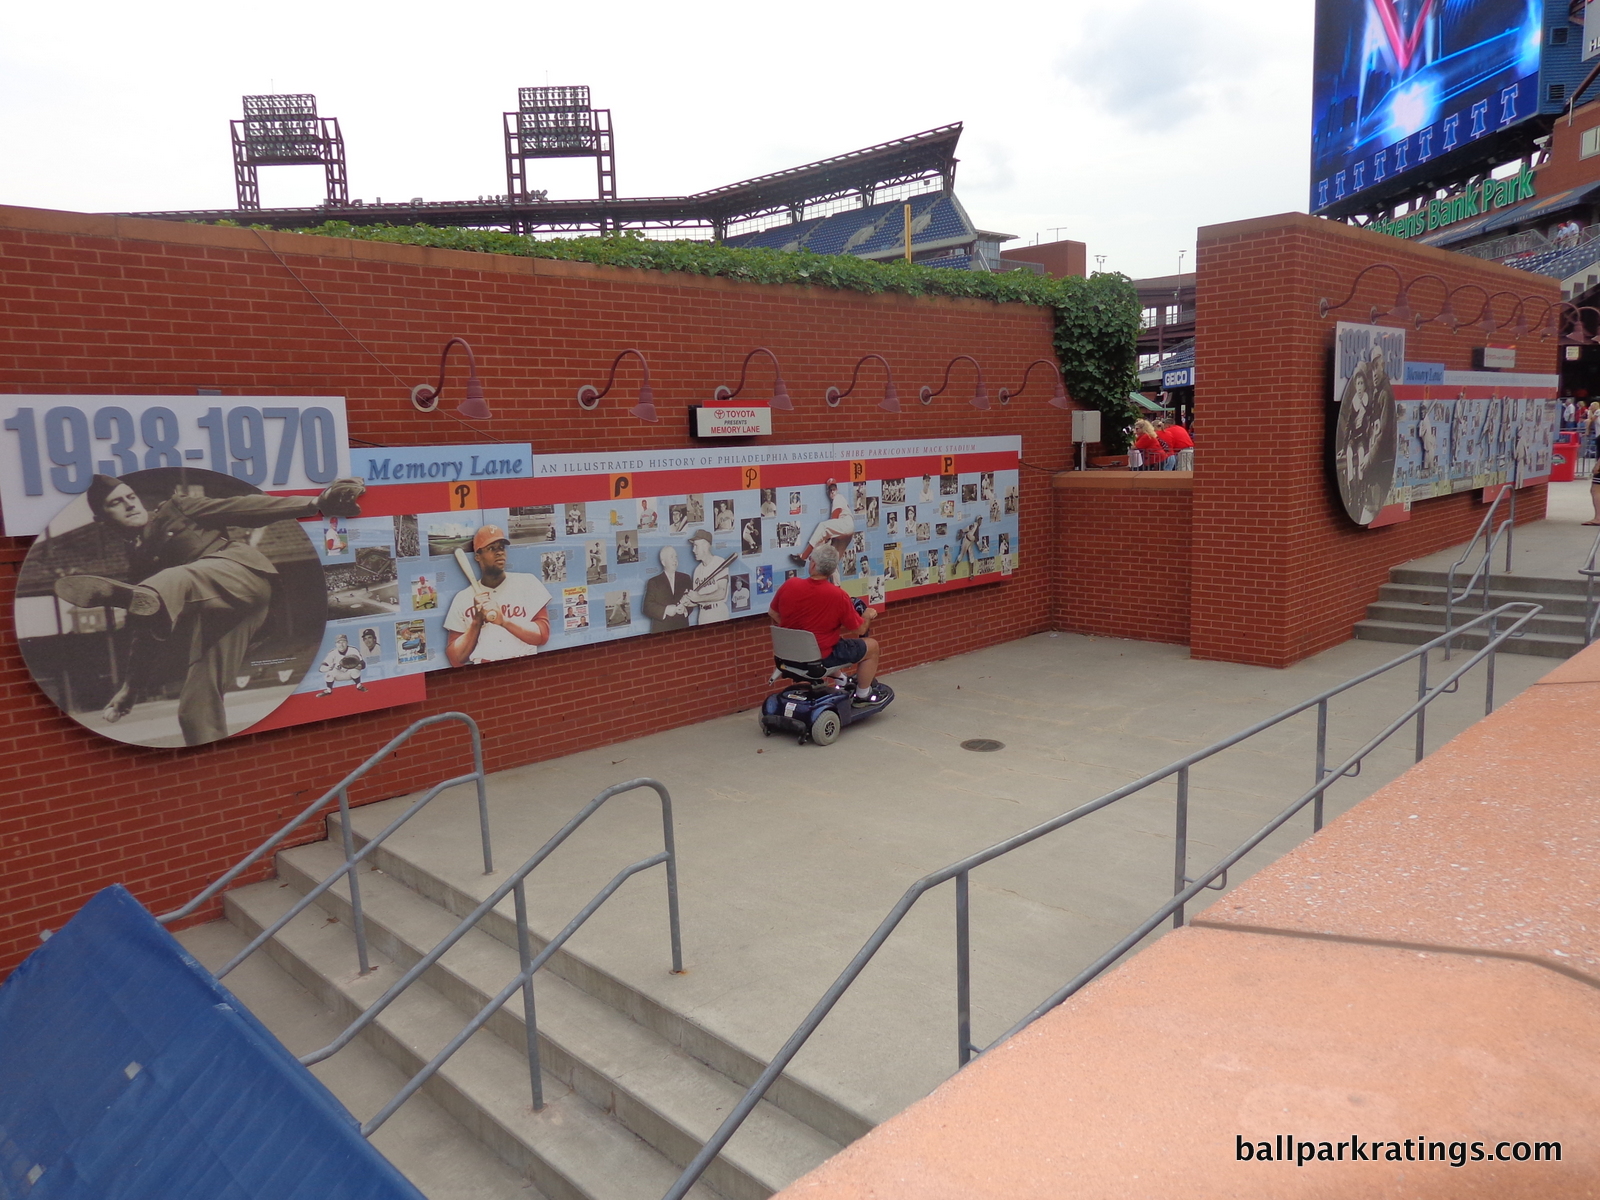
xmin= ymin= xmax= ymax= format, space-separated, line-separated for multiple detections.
xmin=825 ymin=354 xmax=900 ymax=413
xmin=410 ymin=337 xmax=492 ymax=420
xmin=1494 ymin=294 xmax=1539 ymax=339
xmin=1431 ymin=283 xmax=1486 ymax=335
xmin=1318 ymin=264 xmax=1559 ymax=343
xmin=919 ymin=355 xmax=989 ymax=410
xmin=1555 ymin=302 xmax=1600 ymax=345
xmin=1388 ymin=272 xmax=1450 ymax=327
xmin=1523 ymin=297 xmax=1559 ymax=340
xmin=1465 ymin=284 xmax=1523 ymax=334
xmin=577 ymin=348 xmax=659 ymax=423
xmin=713 ymin=347 xmax=792 ymax=409
xmin=1432 ymin=283 xmax=1487 ymax=334
xmin=1318 ymin=263 xmax=1408 ymax=322
xmin=999 ymin=358 xmax=1071 ymax=408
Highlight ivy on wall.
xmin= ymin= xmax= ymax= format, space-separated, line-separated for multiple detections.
xmin=275 ymin=223 xmax=1142 ymax=452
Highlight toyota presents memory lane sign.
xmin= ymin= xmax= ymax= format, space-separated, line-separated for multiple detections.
xmin=690 ymin=405 xmax=773 ymax=438
xmin=0 ymin=396 xmax=351 ymax=536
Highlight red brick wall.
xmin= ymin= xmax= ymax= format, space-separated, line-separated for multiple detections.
xmin=1054 ymin=483 xmax=1191 ymax=644
xmin=1190 ymin=213 xmax=1555 ymax=668
xmin=1519 ymin=97 xmax=1600 ymax=198
xmin=1000 ymin=240 xmax=1086 ymax=279
xmin=0 ymin=204 xmax=1564 ymax=977
xmin=0 ymin=207 xmax=1073 ymax=975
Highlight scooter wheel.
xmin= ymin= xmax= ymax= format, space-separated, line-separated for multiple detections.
xmin=758 ymin=711 xmax=772 ymax=736
xmin=809 ymin=709 xmax=841 ymax=746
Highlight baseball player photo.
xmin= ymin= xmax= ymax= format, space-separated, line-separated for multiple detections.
xmin=789 ymin=479 xmax=855 ymax=574
xmin=684 ymin=529 xmax=734 ymax=624
xmin=316 ymin=632 xmax=367 ymax=696
xmin=1334 ymin=352 xmax=1399 ymax=526
xmin=358 ymin=626 xmax=386 ymax=679
xmin=22 ymin=467 xmax=364 ymax=748
xmin=443 ymin=525 xmax=553 ymax=666
xmin=954 ymin=512 xmax=983 ymax=575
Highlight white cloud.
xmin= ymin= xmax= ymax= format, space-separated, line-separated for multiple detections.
xmin=0 ymin=0 xmax=1315 ymax=279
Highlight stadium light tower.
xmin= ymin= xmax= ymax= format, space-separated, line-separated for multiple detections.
xmin=231 ymin=94 xmax=348 ymax=211
xmin=503 ymin=86 xmax=616 ymax=228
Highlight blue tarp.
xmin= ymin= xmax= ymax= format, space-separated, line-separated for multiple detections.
xmin=0 ymin=886 xmax=425 ymax=1200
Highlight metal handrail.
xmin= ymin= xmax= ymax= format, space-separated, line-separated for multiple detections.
xmin=361 ymin=852 xmax=673 ymax=1135
xmin=661 ymin=603 xmax=1539 ymax=1200
xmin=1582 ymin=527 xmax=1600 ymax=644
xmin=299 ymin=778 xmax=683 ymax=1127
xmin=1443 ymin=463 xmax=1519 ymax=660
xmin=157 ymin=713 xmax=490 ymax=978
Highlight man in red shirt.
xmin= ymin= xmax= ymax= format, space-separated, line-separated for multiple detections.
xmin=1159 ymin=419 xmax=1194 ymax=471
xmin=770 ymin=543 xmax=882 ymax=704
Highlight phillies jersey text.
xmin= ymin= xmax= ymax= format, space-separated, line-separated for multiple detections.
xmin=443 ymin=573 xmax=553 ymax=662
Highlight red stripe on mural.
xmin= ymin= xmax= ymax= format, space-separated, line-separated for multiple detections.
xmin=1366 ymin=502 xmax=1412 ymax=529
xmin=238 ymin=673 xmax=426 ymax=736
xmin=861 ymin=452 xmax=1018 ymax=479
xmin=886 ymin=571 xmax=1009 ymax=602
xmin=331 ymin=482 xmax=457 ymax=517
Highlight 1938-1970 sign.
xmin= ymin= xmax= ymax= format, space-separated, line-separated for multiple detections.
xmin=0 ymin=396 xmax=351 ymax=536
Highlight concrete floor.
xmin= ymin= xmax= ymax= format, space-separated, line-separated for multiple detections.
xmin=336 ymin=623 xmax=1556 ymax=1129
xmin=166 ymin=488 xmax=1585 ymax=1188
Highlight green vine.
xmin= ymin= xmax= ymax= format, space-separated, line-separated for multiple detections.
xmin=274 ymin=222 xmax=1141 ymax=452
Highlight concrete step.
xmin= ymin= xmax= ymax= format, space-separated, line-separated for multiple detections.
xmin=276 ymin=840 xmax=840 ymax=1200
xmin=1362 ymin=600 xmax=1586 ymax=638
xmin=1375 ymin=582 xmax=1594 ymax=617
xmin=175 ymin=918 xmax=543 ymax=1200
xmin=327 ymin=814 xmax=871 ymax=1151
xmin=225 ymin=879 xmax=723 ymax=1200
xmin=1389 ymin=566 xmax=1595 ymax=597
xmin=1351 ymin=618 xmax=1584 ymax=658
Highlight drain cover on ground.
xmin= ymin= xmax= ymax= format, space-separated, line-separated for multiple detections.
xmin=960 ymin=739 xmax=1005 ymax=752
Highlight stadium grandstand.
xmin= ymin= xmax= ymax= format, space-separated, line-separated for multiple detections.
xmin=720 ymin=191 xmax=1016 ymax=271
xmin=118 ymin=104 xmax=1022 ymax=271
xmin=1408 ymin=179 xmax=1600 ymax=299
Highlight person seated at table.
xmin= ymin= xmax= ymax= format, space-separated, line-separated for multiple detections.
xmin=1132 ymin=420 xmax=1171 ymax=470
xmin=1159 ymin=418 xmax=1194 ymax=470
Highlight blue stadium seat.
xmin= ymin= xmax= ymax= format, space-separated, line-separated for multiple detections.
xmin=918 ymin=196 xmax=970 ymax=244
xmin=920 ymin=253 xmax=974 ymax=270
xmin=720 ymin=194 xmax=978 ymax=265
xmin=801 ymin=201 xmax=903 ymax=255
xmin=724 ymin=218 xmax=825 ymax=251
xmin=1501 ymin=238 xmax=1600 ymax=282
xmin=0 ymin=886 xmax=425 ymax=1200
xmin=850 ymin=194 xmax=944 ymax=256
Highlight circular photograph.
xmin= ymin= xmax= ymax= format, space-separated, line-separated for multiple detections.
xmin=13 ymin=467 xmax=328 ymax=748
xmin=1334 ymin=351 xmax=1398 ymax=526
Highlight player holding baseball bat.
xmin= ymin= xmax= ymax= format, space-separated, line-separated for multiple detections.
xmin=444 ymin=525 xmax=552 ymax=666
xmin=682 ymin=529 xmax=739 ymax=624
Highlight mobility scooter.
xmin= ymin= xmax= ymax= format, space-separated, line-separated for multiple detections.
xmin=759 ymin=601 xmax=894 ymax=745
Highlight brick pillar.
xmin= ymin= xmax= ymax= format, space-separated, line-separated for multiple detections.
xmin=1190 ymin=213 xmax=1555 ymax=667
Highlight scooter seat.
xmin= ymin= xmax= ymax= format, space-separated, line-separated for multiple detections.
xmin=769 ymin=625 xmax=851 ymax=684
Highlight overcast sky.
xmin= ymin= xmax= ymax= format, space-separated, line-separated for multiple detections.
xmin=0 ymin=0 xmax=1314 ymax=281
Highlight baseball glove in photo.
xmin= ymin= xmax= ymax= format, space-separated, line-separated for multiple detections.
xmin=316 ymin=477 xmax=367 ymax=518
